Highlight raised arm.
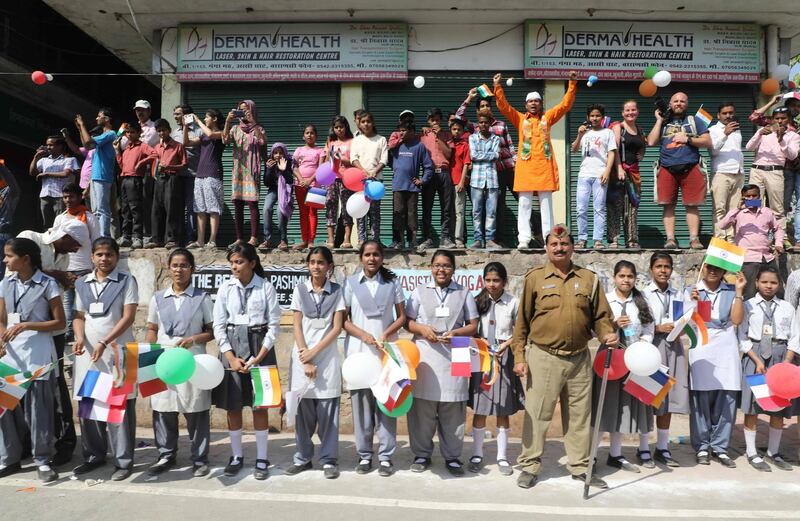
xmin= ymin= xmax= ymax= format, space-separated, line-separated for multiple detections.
xmin=492 ymin=74 xmax=523 ymax=131
xmin=543 ymin=71 xmax=579 ymax=125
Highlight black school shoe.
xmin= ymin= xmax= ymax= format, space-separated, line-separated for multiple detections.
xmin=654 ymin=449 xmax=681 ymax=467
xmin=147 ymin=457 xmax=176 ymax=476
xmin=37 ymin=466 xmax=59 ymax=483
xmin=223 ymin=456 xmax=244 ymax=476
xmin=378 ymin=460 xmax=394 ymax=477
xmin=636 ymin=450 xmax=655 ymax=469
xmin=284 ymin=461 xmax=312 ymax=476
xmin=445 ymin=459 xmax=465 ymax=476
xmin=355 ymin=459 xmax=372 ymax=474
xmin=606 ymin=455 xmax=640 ymax=473
xmin=0 ymin=462 xmax=21 ymax=478
xmin=253 ymin=459 xmax=270 ymax=480
xmin=72 ymin=460 xmax=105 ymax=475
xmin=712 ymin=452 xmax=736 ymax=468
xmin=410 ymin=457 xmax=431 ymax=473
xmin=111 ymin=467 xmax=132 ymax=481
xmin=765 ymin=453 xmax=793 ymax=471
xmin=468 ymin=456 xmax=483 ymax=473
xmin=323 ymin=464 xmax=340 ymax=479
xmin=696 ymin=452 xmax=710 ymax=465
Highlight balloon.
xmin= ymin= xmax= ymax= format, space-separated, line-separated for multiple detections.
xmin=189 ymin=354 xmax=224 ymax=390
xmin=155 ymin=347 xmax=196 ymax=386
xmin=341 ymin=167 xmax=365 ymax=192
xmin=789 ymin=81 xmax=797 ymax=90
xmin=643 ymin=66 xmax=658 ymax=80
xmin=652 ymin=70 xmax=672 ymax=88
xmin=761 ymin=78 xmax=780 ymax=96
xmin=413 ymin=76 xmax=425 ymax=88
xmin=31 ymin=71 xmax=46 ymax=85
xmin=346 ymin=192 xmax=371 ymax=219
xmin=506 ymin=78 xmax=514 ymax=87
xmin=342 ymin=352 xmax=383 ymax=389
xmin=638 ymin=79 xmax=658 ymax=97
xmin=315 ymin=163 xmax=336 ymax=186
xmin=586 ymin=75 xmax=598 ymax=87
xmin=766 ymin=362 xmax=800 ymax=399
xmin=364 ymin=180 xmax=385 ymax=200
xmin=772 ymin=64 xmax=791 ymax=81
xmin=623 ymin=341 xmax=661 ymax=376
xmin=45 ymin=73 xmax=54 ymax=82
xmin=593 ymin=348 xmax=628 ymax=381
xmin=377 ymin=392 xmax=413 ymax=417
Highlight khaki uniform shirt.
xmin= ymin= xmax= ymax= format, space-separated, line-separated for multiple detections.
xmin=511 ymin=261 xmax=616 ymax=363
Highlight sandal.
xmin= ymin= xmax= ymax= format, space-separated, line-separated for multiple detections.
xmin=607 ymin=241 xmax=619 ymax=249
xmin=341 ymin=242 xmax=353 ymax=249
xmin=325 ymin=241 xmax=335 ymax=249
xmin=663 ymin=238 xmax=678 ymax=249
xmin=689 ymin=237 xmax=704 ymax=250
xmin=627 ymin=241 xmax=641 ymax=249
xmin=186 ymin=241 xmax=201 ymax=249
xmin=292 ymin=242 xmax=307 ymax=251
xmin=258 ymin=241 xmax=272 ymax=249
xmin=574 ymin=240 xmax=587 ymax=249
xmin=248 ymin=237 xmax=258 ymax=246
xmin=593 ymin=241 xmax=605 ymax=250
xmin=277 ymin=241 xmax=289 ymax=251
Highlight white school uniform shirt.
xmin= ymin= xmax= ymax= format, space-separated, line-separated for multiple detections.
xmin=147 ymin=285 xmax=214 ymax=413
xmin=478 ymin=291 xmax=518 ymax=344
xmin=605 ymin=291 xmax=654 ymax=343
xmin=212 ymin=274 xmax=281 ymax=354
xmin=787 ymin=306 xmax=800 ymax=355
xmin=290 ymin=279 xmax=346 ymax=399
xmin=740 ymin=294 xmax=794 ymax=353
xmin=405 ymin=280 xmax=479 ymax=402
xmin=343 ymin=272 xmax=404 ymax=390
xmin=0 ymin=270 xmax=59 ymax=376
xmin=643 ymin=282 xmax=680 ymax=326
xmin=53 ymin=211 xmax=100 ymax=272
xmin=73 ymin=268 xmax=139 ymax=400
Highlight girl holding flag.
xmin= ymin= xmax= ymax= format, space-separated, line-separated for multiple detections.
xmin=0 ymin=238 xmax=65 ymax=483
xmin=144 ymin=248 xmax=214 ymax=478
xmin=685 ymin=264 xmax=745 ymax=468
xmin=72 ymin=237 xmax=138 ymax=481
xmin=212 ymin=242 xmax=281 ymax=480
xmin=286 ymin=246 xmax=345 ymax=479
xmin=467 ymin=261 xmax=522 ymax=476
xmin=643 ymin=252 xmax=689 ymax=467
xmin=343 ymin=240 xmax=406 ymax=476
xmin=405 ymin=250 xmax=478 ymax=476
xmin=594 ymin=260 xmax=655 ymax=473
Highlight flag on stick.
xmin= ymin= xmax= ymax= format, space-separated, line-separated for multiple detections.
xmin=695 ymin=105 xmax=713 ymax=126
xmin=623 ymin=365 xmax=675 ymax=408
xmin=667 ymin=309 xmax=709 ymax=349
xmin=704 ymin=237 xmax=745 ymax=273
xmin=476 ymin=84 xmax=494 ymax=98
xmin=134 ymin=343 xmax=167 ymax=397
xmin=76 ymin=370 xmax=113 ymax=401
xmin=450 ymin=337 xmax=472 ymax=377
xmin=251 ymin=366 xmax=282 ymax=408
xmin=78 ymin=398 xmax=126 ymax=424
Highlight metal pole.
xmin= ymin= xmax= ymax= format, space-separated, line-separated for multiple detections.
xmin=584 ymin=345 xmax=614 ymax=500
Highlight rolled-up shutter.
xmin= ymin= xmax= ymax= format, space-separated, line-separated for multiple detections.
xmin=567 ymin=82 xmax=757 ymax=247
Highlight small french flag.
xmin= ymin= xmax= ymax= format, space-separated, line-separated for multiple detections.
xmin=746 ymin=374 xmax=791 ymax=412
xmin=305 ymin=187 xmax=327 ymax=209
xmin=78 ymin=398 xmax=126 ymax=424
xmin=76 ymin=370 xmax=113 ymax=402
xmin=623 ymin=365 xmax=675 ymax=408
xmin=450 ymin=336 xmax=472 ymax=377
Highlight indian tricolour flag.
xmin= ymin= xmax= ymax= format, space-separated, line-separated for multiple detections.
xmin=667 ymin=308 xmax=709 ymax=349
xmin=704 ymin=237 xmax=745 ymax=273
xmin=133 ymin=343 xmax=167 ymax=398
xmin=251 ymin=366 xmax=282 ymax=408
xmin=476 ymin=84 xmax=494 ymax=98
xmin=695 ymin=105 xmax=713 ymax=126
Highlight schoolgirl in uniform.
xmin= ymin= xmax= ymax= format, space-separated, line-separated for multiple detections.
xmin=406 ymin=250 xmax=478 ymax=476
xmin=212 ymin=242 xmax=281 ymax=480
xmin=0 ymin=238 xmax=65 ymax=482
xmin=686 ymin=265 xmax=745 ymax=468
xmin=595 ymin=260 xmax=655 ymax=473
xmin=285 ymin=246 xmax=345 ymax=479
xmin=72 ymin=237 xmax=138 ymax=481
xmin=145 ymin=249 xmax=215 ymax=477
xmin=343 ymin=240 xmax=406 ymax=476
xmin=468 ymin=262 xmax=523 ymax=476
xmin=643 ymin=252 xmax=689 ymax=467
xmin=740 ymin=266 xmax=794 ymax=472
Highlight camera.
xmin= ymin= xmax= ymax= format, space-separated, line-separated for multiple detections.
xmin=232 ymin=109 xmax=245 ymax=118
xmin=655 ymin=97 xmax=671 ymax=119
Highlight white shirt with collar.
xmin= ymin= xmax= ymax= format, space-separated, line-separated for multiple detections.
xmin=605 ymin=290 xmax=654 ymax=343
xmin=478 ymin=290 xmax=518 ymax=344
xmin=643 ymin=281 xmax=680 ymax=326
xmin=740 ymin=294 xmax=794 ymax=352
xmin=212 ymin=274 xmax=281 ymax=354
xmin=15 ymin=230 xmax=69 ymax=273
xmin=685 ymin=281 xmax=732 ymax=322
xmin=289 ymin=279 xmax=345 ymax=399
xmin=709 ymin=121 xmax=744 ymax=174
xmin=53 ymin=211 xmax=100 ymax=272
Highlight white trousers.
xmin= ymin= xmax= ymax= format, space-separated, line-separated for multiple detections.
xmin=517 ymin=191 xmax=553 ymax=245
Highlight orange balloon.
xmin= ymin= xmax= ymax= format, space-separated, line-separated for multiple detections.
xmin=761 ymin=78 xmax=780 ymax=96
xmin=638 ymin=79 xmax=657 ymax=97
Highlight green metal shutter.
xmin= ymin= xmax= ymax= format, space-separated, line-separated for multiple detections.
xmin=184 ymin=83 xmax=340 ymax=245
xmin=567 ymin=82 xmax=757 ymax=247
xmin=364 ymin=72 xmax=543 ymax=246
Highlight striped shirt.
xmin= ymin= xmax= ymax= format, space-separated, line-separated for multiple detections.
xmin=468 ymin=132 xmax=500 ymax=189
xmin=455 ymin=100 xmax=516 ymax=172
xmin=36 ymin=155 xmax=79 ymax=198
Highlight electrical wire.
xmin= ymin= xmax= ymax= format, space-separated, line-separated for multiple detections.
xmin=122 ymin=0 xmax=177 ymax=72
xmin=409 ymin=24 xmax=521 ymax=53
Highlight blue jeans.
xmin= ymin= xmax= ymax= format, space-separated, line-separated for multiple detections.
xmin=91 ymin=180 xmax=113 ymax=237
xmin=63 ymin=287 xmax=76 ymax=341
xmin=576 ymin=176 xmax=607 ymax=242
xmin=470 ymin=187 xmax=498 ymax=242
xmin=262 ymin=189 xmax=288 ymax=243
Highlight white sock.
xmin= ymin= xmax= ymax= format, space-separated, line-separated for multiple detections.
xmin=472 ymin=427 xmax=485 ymax=458
xmin=497 ymin=427 xmax=509 ymax=462
xmin=767 ymin=427 xmax=783 ymax=457
xmin=744 ymin=428 xmax=757 ymax=458
xmin=255 ymin=430 xmax=269 ymax=464
xmin=639 ymin=433 xmax=650 ymax=452
xmin=656 ymin=428 xmax=670 ymax=451
xmin=609 ymin=432 xmax=624 ymax=458
xmin=38 ymin=464 xmax=51 ymax=472
xmin=230 ymin=429 xmax=243 ymax=459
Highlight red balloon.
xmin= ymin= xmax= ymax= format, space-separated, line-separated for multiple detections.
xmin=593 ymin=348 xmax=628 ymax=381
xmin=341 ymin=167 xmax=365 ymax=192
xmin=765 ymin=362 xmax=800 ymax=399
xmin=31 ymin=70 xmax=47 ymax=85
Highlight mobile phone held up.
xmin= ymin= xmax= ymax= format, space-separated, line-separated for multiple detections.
xmin=744 ymin=198 xmax=761 ymax=209
xmin=232 ymin=109 xmax=245 ymax=118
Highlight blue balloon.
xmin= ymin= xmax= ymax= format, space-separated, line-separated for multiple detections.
xmin=364 ymin=180 xmax=385 ymax=200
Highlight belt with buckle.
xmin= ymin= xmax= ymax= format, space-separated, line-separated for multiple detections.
xmin=434 ymin=167 xmax=450 ymax=174
xmin=753 ymin=164 xmax=783 ymax=171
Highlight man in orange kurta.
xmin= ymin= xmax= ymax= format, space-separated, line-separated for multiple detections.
xmin=493 ymin=71 xmax=578 ymax=248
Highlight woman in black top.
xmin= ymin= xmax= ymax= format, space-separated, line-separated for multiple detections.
xmin=608 ymin=100 xmax=647 ymax=249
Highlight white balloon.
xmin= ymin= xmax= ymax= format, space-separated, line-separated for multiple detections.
xmin=346 ymin=191 xmax=371 ymax=219
xmin=652 ymin=70 xmax=672 ymax=88
xmin=773 ymin=64 xmax=791 ymax=81
xmin=45 ymin=73 xmax=54 ymax=82
xmin=623 ymin=341 xmax=662 ymax=376
xmin=413 ymin=75 xmax=425 ymax=89
xmin=189 ymin=354 xmax=225 ymax=390
xmin=342 ymin=352 xmax=382 ymax=388
xmin=506 ymin=78 xmax=514 ymax=87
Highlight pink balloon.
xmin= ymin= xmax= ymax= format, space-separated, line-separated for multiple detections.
xmin=315 ymin=163 xmax=336 ymax=186
xmin=766 ymin=362 xmax=800 ymax=399
xmin=31 ymin=71 xmax=46 ymax=85
xmin=341 ymin=167 xmax=365 ymax=192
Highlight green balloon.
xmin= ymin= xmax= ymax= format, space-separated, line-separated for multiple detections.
xmin=155 ymin=347 xmax=196 ymax=385
xmin=644 ymin=66 xmax=658 ymax=80
xmin=377 ymin=392 xmax=414 ymax=418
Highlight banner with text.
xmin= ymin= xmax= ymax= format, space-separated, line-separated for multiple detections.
xmin=177 ymin=23 xmax=408 ymax=82
xmin=524 ymin=20 xmax=762 ymax=83
xmin=192 ymin=265 xmax=309 ymax=310
xmin=393 ymin=269 xmax=485 ymax=300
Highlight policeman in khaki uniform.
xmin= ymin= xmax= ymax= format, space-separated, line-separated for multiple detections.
xmin=511 ymin=224 xmax=618 ymax=489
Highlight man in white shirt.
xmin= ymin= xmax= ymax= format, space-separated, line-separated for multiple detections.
xmin=709 ymin=102 xmax=744 ymax=241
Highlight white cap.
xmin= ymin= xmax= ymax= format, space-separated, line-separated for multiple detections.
xmin=526 ymin=92 xmax=542 ymax=102
xmin=44 ymin=219 xmax=87 ymax=246
xmin=134 ymin=100 xmax=151 ymax=109
xmin=783 ymin=92 xmax=800 ymax=102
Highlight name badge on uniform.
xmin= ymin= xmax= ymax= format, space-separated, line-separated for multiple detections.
xmin=435 ymin=306 xmax=451 ymax=318
xmin=89 ymin=302 xmax=104 ymax=315
xmin=6 ymin=313 xmax=20 ymax=327
xmin=310 ymin=318 xmax=327 ymax=329
xmin=763 ymin=324 xmax=773 ymax=336
xmin=234 ymin=313 xmax=250 ymax=325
